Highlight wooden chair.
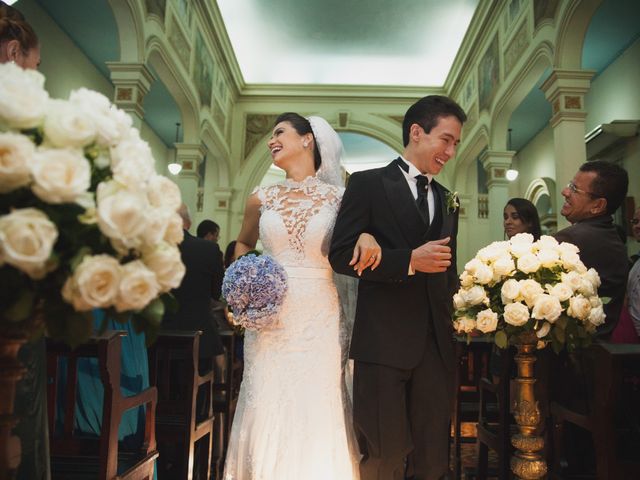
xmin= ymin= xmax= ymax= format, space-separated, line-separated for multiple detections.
xmin=550 ymin=341 xmax=640 ymax=479
xmin=474 ymin=345 xmax=514 ymax=480
xmin=148 ymin=330 xmax=215 ymax=480
xmin=46 ymin=331 xmax=158 ymax=480
xmin=451 ymin=336 xmax=492 ymax=479
xmin=212 ymin=329 xmax=242 ymax=478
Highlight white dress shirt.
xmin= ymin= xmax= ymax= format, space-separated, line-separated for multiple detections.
xmin=397 ymin=156 xmax=435 ymax=224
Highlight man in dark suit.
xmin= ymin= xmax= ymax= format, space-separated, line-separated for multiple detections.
xmin=163 ymin=204 xmax=224 ymax=369
xmin=330 ymin=95 xmax=466 ymax=480
xmin=196 ymin=219 xmax=225 ymax=304
xmin=555 ymin=160 xmax=629 ymax=336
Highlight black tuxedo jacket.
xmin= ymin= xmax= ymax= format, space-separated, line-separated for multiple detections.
xmin=162 ymin=230 xmax=224 ymax=358
xmin=555 ymin=215 xmax=628 ymax=336
xmin=329 ymin=160 xmax=459 ymax=370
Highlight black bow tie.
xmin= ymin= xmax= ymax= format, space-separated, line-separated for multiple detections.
xmin=395 ymin=159 xmax=430 ymax=224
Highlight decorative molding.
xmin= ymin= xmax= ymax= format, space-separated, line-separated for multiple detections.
xmin=168 ymin=14 xmax=190 ymax=70
xmin=244 ymin=114 xmax=279 ymax=161
xmin=478 ymin=34 xmax=500 ymax=112
xmin=504 ymin=20 xmax=530 ymax=74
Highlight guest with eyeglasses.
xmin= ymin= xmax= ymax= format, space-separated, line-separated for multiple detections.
xmin=555 ymin=160 xmax=629 ymax=337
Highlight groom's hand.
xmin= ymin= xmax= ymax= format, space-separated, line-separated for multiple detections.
xmin=410 ymin=237 xmax=452 ymax=273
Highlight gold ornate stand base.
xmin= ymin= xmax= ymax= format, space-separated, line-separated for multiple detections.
xmin=511 ymin=332 xmax=547 ymax=479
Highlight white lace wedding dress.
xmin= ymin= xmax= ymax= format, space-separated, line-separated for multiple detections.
xmin=223 ymin=176 xmax=359 ymax=480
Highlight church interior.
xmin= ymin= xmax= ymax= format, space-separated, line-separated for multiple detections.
xmin=2 ymin=0 xmax=640 ymax=478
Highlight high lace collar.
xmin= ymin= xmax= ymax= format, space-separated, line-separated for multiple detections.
xmin=282 ymin=175 xmax=322 ymax=189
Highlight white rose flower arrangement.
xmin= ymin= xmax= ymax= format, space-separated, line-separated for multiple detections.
xmin=452 ymin=232 xmax=605 ymax=352
xmin=0 ymin=63 xmax=184 ymax=346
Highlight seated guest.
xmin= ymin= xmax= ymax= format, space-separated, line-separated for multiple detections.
xmin=555 ymin=160 xmax=629 ymax=337
xmin=503 ymin=197 xmax=542 ymax=240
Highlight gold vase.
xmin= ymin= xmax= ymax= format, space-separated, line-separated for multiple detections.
xmin=510 ymin=331 xmax=547 ymax=479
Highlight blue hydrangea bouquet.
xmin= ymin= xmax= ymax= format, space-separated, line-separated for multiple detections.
xmin=222 ymin=253 xmax=288 ymax=330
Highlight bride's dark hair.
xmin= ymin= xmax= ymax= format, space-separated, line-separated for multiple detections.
xmin=274 ymin=112 xmax=322 ymax=171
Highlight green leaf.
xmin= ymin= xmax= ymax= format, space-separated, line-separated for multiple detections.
xmin=495 ymin=330 xmax=508 ymax=349
xmin=4 ymin=289 xmax=35 ymax=322
xmin=141 ymin=298 xmax=165 ymax=327
xmin=69 ymin=246 xmax=92 ymax=271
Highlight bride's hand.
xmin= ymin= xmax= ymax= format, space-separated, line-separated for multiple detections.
xmin=350 ymin=233 xmax=382 ymax=276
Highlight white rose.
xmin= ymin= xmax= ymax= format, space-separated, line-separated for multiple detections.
xmin=462 ymin=285 xmax=487 ymax=306
xmin=577 ymin=277 xmax=596 ymax=297
xmin=493 ymin=255 xmax=515 ymax=278
xmin=142 ymin=242 xmax=186 ymax=292
xmin=587 ymin=305 xmax=606 ymax=327
xmin=536 ymin=321 xmax=551 ymax=338
xmin=74 ymin=254 xmax=121 ymax=309
xmin=453 ymin=292 xmax=466 ymax=310
xmin=474 ymin=262 xmax=494 ymax=285
xmin=459 ymin=271 xmax=474 ymax=288
xmin=560 ymin=250 xmax=583 ymax=271
xmin=547 ymin=282 xmax=573 ymax=302
xmin=43 ymin=99 xmax=97 ymax=148
xmin=31 ymin=148 xmax=91 ymax=204
xmin=537 ymin=235 xmax=559 ymax=250
xmin=501 ymin=278 xmax=521 ymax=304
xmin=114 ymin=260 xmax=160 ymax=312
xmin=0 ymin=208 xmax=58 ymax=279
xmin=537 ymin=248 xmax=560 ymax=268
xmin=557 ymin=241 xmax=579 ymax=256
xmin=0 ymin=132 xmax=34 ymax=193
xmin=517 ymin=253 xmax=542 ymax=274
xmin=503 ymin=302 xmax=530 ymax=326
xmin=519 ymin=279 xmax=544 ymax=307
xmin=561 ymin=271 xmax=583 ymax=292
xmin=62 ymin=276 xmax=90 ymax=311
xmin=147 ymin=175 xmax=182 ymax=212
xmin=509 ymin=233 xmax=535 ymax=258
xmin=96 ymin=181 xmax=149 ymax=249
xmin=454 ymin=316 xmax=476 ymax=333
xmin=532 ymin=294 xmax=563 ymax=323
xmin=110 ymin=137 xmax=156 ymax=188
xmin=567 ymin=295 xmax=591 ymax=321
xmin=0 ymin=63 xmax=49 ymax=129
xmin=140 ymin=209 xmax=172 ymax=248
xmin=163 ymin=212 xmax=185 ymax=246
xmin=477 ymin=242 xmax=509 ymax=263
xmin=69 ymin=88 xmax=131 ymax=147
xmin=584 ymin=268 xmax=601 ymax=289
xmin=464 ymin=258 xmax=484 ymax=276
xmin=476 ymin=309 xmax=499 ymax=333
xmin=589 ymin=296 xmax=603 ymax=309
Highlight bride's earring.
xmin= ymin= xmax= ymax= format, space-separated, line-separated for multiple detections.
xmin=303 ymin=142 xmax=309 ymax=148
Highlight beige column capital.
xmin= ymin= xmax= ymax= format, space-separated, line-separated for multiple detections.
xmin=213 ymin=187 xmax=235 ymax=211
xmin=175 ymin=143 xmax=207 ymax=180
xmin=540 ymin=69 xmax=595 ymax=127
xmin=480 ymin=150 xmax=515 ymax=189
xmin=106 ymin=62 xmax=155 ymax=125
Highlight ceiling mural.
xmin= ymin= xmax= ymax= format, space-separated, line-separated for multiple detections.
xmin=193 ymin=30 xmax=214 ymax=109
xmin=478 ymin=35 xmax=500 ymax=113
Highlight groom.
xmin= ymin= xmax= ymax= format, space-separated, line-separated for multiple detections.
xmin=330 ymin=95 xmax=465 ymax=480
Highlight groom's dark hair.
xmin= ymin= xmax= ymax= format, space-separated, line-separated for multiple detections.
xmin=274 ymin=112 xmax=322 ymax=171
xmin=402 ymin=95 xmax=467 ymax=147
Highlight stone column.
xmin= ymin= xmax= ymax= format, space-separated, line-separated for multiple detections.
xmin=540 ymin=69 xmax=595 ymax=230
xmin=106 ymin=62 xmax=155 ymax=129
xmin=481 ymin=150 xmax=515 ymax=241
xmin=174 ymin=143 xmax=206 ymax=225
xmin=212 ymin=187 xmax=235 ymax=245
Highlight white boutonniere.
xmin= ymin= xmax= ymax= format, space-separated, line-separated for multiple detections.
xmin=446 ymin=191 xmax=460 ymax=214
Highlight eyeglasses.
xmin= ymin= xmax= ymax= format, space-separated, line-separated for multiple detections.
xmin=566 ymin=181 xmax=597 ymax=197
xmin=632 ymin=219 xmax=640 ymax=225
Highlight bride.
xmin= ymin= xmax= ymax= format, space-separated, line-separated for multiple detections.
xmin=223 ymin=113 xmax=380 ymax=480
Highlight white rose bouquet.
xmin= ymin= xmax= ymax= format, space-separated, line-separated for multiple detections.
xmin=452 ymin=232 xmax=604 ymax=352
xmin=0 ymin=63 xmax=185 ymax=346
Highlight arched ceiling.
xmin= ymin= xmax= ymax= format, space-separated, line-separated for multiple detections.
xmin=217 ymin=0 xmax=479 ymax=86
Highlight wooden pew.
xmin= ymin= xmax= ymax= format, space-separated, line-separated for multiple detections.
xmin=148 ymin=330 xmax=215 ymax=480
xmin=46 ymin=331 xmax=158 ymax=480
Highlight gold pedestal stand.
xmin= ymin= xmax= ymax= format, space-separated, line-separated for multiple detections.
xmin=510 ymin=332 xmax=547 ymax=479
